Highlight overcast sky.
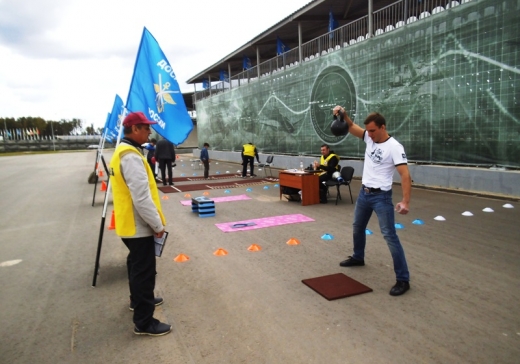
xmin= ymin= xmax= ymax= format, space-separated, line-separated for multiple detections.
xmin=0 ymin=0 xmax=311 ymax=129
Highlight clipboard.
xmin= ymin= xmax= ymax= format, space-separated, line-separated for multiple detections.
xmin=154 ymin=231 xmax=169 ymax=257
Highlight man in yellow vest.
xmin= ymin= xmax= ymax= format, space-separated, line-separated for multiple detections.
xmin=241 ymin=142 xmax=260 ymax=178
xmin=110 ymin=111 xmax=171 ymax=336
xmin=313 ymin=144 xmax=340 ymax=203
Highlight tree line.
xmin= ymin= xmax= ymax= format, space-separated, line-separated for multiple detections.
xmin=0 ymin=117 xmax=101 ymax=137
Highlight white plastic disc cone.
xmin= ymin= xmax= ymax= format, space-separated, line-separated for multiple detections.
xmin=461 ymin=211 xmax=473 ymax=216
xmin=434 ymin=216 xmax=446 ymax=221
xmin=503 ymin=203 xmax=514 ymax=208
xmin=482 ymin=207 xmax=494 ymax=212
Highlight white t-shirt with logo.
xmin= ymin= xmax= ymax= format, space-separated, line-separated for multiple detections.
xmin=362 ymin=131 xmax=407 ymax=191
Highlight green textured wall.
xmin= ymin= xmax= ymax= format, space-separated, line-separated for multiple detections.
xmin=196 ymin=0 xmax=520 ymax=167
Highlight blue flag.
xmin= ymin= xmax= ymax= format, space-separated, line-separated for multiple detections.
xmin=276 ymin=36 xmax=290 ymax=55
xmin=107 ymin=95 xmax=124 ymax=136
xmin=243 ymin=55 xmax=252 ymax=70
xmin=126 ymin=27 xmax=193 ymax=145
xmin=202 ymin=78 xmax=209 ymax=89
xmin=328 ymin=10 xmax=338 ymax=33
xmin=219 ymin=69 xmax=229 ymax=82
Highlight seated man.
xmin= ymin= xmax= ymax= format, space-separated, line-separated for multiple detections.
xmin=313 ymin=144 xmax=340 ymax=204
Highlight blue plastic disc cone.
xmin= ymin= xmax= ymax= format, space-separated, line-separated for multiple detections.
xmin=193 ymin=173 xmax=197 ymax=176
xmin=365 ymin=229 xmax=373 ymax=235
xmin=180 ymin=173 xmax=186 ymax=177
xmin=412 ymin=219 xmax=425 ymax=225
xmin=216 ymin=171 xmax=220 ymax=174
xmin=224 ymin=189 xmax=231 ymax=194
xmin=181 ymin=164 xmax=185 ymax=167
xmin=395 ymin=223 xmax=404 ymax=229
xmin=321 ymin=233 xmax=334 ymax=240
xmin=274 ymin=184 xmax=279 ymax=188
xmin=246 ymin=188 xmax=253 ymax=192
xmin=263 ymin=186 xmax=270 ymax=190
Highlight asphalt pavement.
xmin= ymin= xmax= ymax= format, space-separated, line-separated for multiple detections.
xmin=0 ymin=151 xmax=519 ymax=364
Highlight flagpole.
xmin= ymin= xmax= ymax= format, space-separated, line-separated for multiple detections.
xmin=92 ymin=108 xmax=127 ymax=286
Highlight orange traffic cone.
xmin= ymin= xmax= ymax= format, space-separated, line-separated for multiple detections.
xmin=286 ymin=238 xmax=300 ymax=245
xmin=98 ymin=169 xmax=104 ymax=177
xmin=100 ymin=180 xmax=107 ymax=191
xmin=213 ymin=248 xmax=228 ymax=256
xmin=108 ymin=211 xmax=116 ymax=230
xmin=162 ymin=195 xmax=169 ymax=200
xmin=173 ymin=253 xmax=190 ymax=262
xmin=247 ymin=244 xmax=262 ymax=252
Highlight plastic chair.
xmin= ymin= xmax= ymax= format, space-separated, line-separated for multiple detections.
xmin=258 ymin=155 xmax=274 ymax=177
xmin=325 ymin=166 xmax=355 ymax=205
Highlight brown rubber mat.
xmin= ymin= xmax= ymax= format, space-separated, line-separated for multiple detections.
xmin=157 ymin=178 xmax=271 ymax=193
xmin=302 ymin=273 xmax=373 ymax=300
xmin=159 ymin=173 xmax=241 ymax=183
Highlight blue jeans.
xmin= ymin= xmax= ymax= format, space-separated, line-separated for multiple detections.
xmin=352 ymin=188 xmax=410 ymax=282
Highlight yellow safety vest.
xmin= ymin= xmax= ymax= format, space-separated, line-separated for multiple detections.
xmin=243 ymin=144 xmax=256 ymax=157
xmin=318 ymin=153 xmax=340 ymax=176
xmin=110 ymin=144 xmax=166 ymax=237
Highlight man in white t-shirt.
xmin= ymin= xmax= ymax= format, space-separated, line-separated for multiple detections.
xmin=333 ymin=106 xmax=412 ymax=296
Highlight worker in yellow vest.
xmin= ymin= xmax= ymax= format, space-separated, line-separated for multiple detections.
xmin=313 ymin=144 xmax=340 ymax=203
xmin=109 ymin=111 xmax=171 ymax=337
xmin=241 ymin=142 xmax=260 ymax=178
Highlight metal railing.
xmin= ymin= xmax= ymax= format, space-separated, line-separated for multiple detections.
xmin=194 ymin=0 xmax=471 ymax=102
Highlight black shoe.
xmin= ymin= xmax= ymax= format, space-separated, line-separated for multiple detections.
xmin=169 ymin=183 xmax=174 ymax=186
xmin=134 ymin=318 xmax=172 ymax=336
xmin=129 ymin=297 xmax=164 ymax=311
xmin=339 ymin=256 xmax=365 ymax=267
xmin=389 ymin=281 xmax=410 ymax=296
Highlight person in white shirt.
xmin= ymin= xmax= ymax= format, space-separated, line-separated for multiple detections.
xmin=333 ymin=106 xmax=412 ymax=296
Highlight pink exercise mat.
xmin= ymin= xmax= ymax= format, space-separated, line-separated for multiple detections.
xmin=180 ymin=194 xmax=252 ymax=206
xmin=215 ymin=214 xmax=315 ymax=233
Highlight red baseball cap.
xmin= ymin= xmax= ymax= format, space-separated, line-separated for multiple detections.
xmin=122 ymin=112 xmax=157 ymax=127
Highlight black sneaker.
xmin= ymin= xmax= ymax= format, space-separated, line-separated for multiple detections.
xmin=134 ymin=318 xmax=172 ymax=336
xmin=339 ymin=256 xmax=365 ymax=267
xmin=169 ymin=183 xmax=174 ymax=186
xmin=129 ymin=297 xmax=164 ymax=311
xmin=389 ymin=281 xmax=410 ymax=296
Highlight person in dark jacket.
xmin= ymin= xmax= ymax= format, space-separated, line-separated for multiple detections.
xmin=144 ymin=138 xmax=157 ymax=178
xmin=200 ymin=142 xmax=210 ymax=179
xmin=154 ymin=138 xmax=176 ymax=186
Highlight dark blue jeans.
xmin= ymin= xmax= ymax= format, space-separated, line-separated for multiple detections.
xmin=122 ymin=236 xmax=156 ymax=329
xmin=352 ymin=188 xmax=410 ymax=282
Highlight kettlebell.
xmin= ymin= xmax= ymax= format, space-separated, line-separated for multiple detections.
xmin=330 ymin=109 xmax=349 ymax=136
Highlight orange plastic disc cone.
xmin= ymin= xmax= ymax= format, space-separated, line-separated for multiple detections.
xmin=286 ymin=238 xmax=300 ymax=245
xmin=247 ymin=244 xmax=262 ymax=252
xmin=100 ymin=180 xmax=107 ymax=191
xmin=107 ymin=211 xmax=116 ymax=230
xmin=184 ymin=193 xmax=191 ymax=198
xmin=173 ymin=253 xmax=190 ymax=262
xmin=176 ymin=155 xmax=180 ymax=159
xmin=213 ymin=248 xmax=228 ymax=256
xmin=162 ymin=195 xmax=169 ymax=200
xmin=203 ymin=191 xmax=210 ymax=196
